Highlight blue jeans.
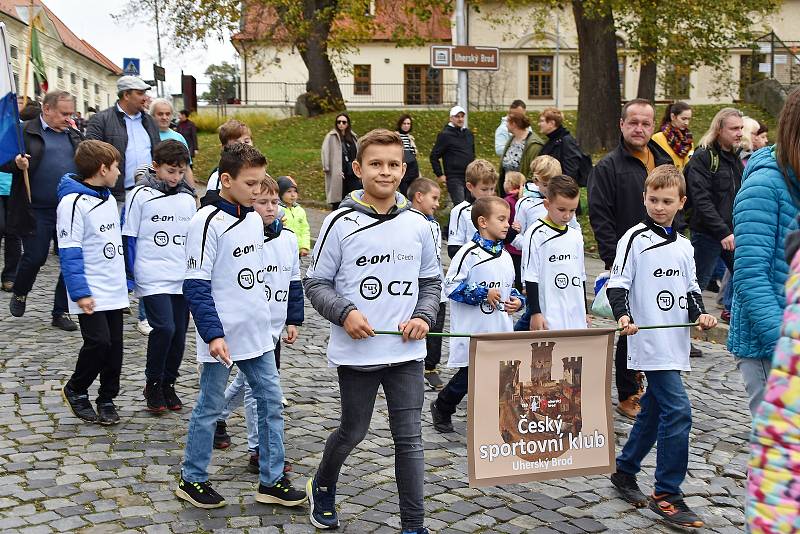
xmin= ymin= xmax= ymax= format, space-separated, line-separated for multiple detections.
xmin=182 ymin=351 xmax=285 ymax=486
xmin=316 ymin=360 xmax=425 ymax=530
xmin=692 ymin=232 xmax=734 ymax=290
xmin=436 ymin=366 xmax=469 ymax=416
xmin=514 ymin=303 xmax=533 ymax=331
xmin=220 ymin=369 xmax=259 ymax=451
xmin=616 ymin=370 xmax=692 ymax=495
xmin=142 ymin=294 xmax=189 ymax=382
xmin=14 ymin=207 xmax=67 ymax=316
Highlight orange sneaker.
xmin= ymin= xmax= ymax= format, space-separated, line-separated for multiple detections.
xmin=616 ymin=397 xmax=640 ymax=420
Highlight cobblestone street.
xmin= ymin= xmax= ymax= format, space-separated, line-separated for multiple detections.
xmin=0 ymin=236 xmax=753 ymax=533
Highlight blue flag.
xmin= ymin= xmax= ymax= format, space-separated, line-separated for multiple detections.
xmin=0 ymin=22 xmax=24 ymax=167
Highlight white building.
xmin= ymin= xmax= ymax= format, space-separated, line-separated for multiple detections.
xmin=0 ymin=0 xmax=122 ymax=115
xmin=231 ymin=0 xmax=800 ymax=110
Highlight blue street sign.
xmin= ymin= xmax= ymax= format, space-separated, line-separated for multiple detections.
xmin=122 ymin=58 xmax=140 ymax=76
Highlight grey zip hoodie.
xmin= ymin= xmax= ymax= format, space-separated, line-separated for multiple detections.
xmin=303 ymin=191 xmax=442 ymax=334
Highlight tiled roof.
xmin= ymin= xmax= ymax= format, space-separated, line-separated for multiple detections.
xmin=233 ymin=0 xmax=451 ymax=44
xmin=0 ymin=0 xmax=122 ymax=75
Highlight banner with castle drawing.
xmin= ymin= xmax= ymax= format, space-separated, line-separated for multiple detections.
xmin=467 ymin=328 xmax=616 ymax=488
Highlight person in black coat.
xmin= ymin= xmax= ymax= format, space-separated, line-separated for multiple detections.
xmin=538 ymin=107 xmax=583 ymax=183
xmin=430 ymin=106 xmax=475 ymax=205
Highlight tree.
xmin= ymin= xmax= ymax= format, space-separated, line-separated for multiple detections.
xmin=200 ymin=62 xmax=239 ymax=104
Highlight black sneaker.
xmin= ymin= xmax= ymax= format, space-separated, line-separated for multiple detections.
xmin=424 ymin=369 xmax=444 ymax=390
xmin=255 ymin=476 xmax=307 ymax=506
xmin=649 ymin=493 xmax=704 ymax=528
xmin=307 ymin=477 xmax=339 ymax=529
xmin=9 ymin=294 xmax=26 ymax=317
xmin=51 ymin=314 xmax=77 ymax=332
xmin=690 ymin=344 xmax=703 ymax=358
xmin=96 ymin=402 xmax=120 ymax=425
xmin=213 ymin=421 xmax=231 ymax=449
xmin=248 ymin=451 xmax=259 ymax=474
xmin=430 ymin=400 xmax=454 ymax=433
xmin=144 ymin=380 xmax=166 ymax=413
xmin=163 ymin=382 xmax=182 ymax=411
xmin=175 ymin=477 xmax=226 ymax=508
xmin=61 ymin=385 xmax=98 ymax=422
xmin=610 ymin=471 xmax=648 ymax=508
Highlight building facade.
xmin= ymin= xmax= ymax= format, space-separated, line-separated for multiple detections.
xmin=232 ymin=0 xmax=800 ymax=110
xmin=0 ymin=0 xmax=121 ymax=115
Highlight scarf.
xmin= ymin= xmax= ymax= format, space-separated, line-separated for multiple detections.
xmin=661 ymin=123 xmax=693 ymax=159
xmin=471 ymin=231 xmax=504 ymax=255
xmin=135 ymin=164 xmax=196 ymax=196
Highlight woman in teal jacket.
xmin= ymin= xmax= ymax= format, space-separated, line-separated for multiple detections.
xmin=729 ymin=88 xmax=800 ymax=416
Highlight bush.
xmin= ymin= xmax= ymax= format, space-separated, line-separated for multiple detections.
xmin=192 ymin=110 xmax=275 ymax=133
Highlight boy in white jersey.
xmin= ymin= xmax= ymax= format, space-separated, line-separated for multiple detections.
xmin=213 ymin=177 xmax=304 ymax=473
xmin=512 ymin=155 xmax=561 ymax=238
xmin=521 ymin=175 xmax=587 ymax=332
xmin=447 ymin=159 xmax=498 ymax=258
xmin=606 ymin=166 xmax=716 ymax=529
xmin=57 ymin=140 xmax=129 ymax=425
xmin=304 ymin=130 xmax=441 ymax=533
xmin=176 ymin=143 xmax=306 ymax=509
xmin=123 ymin=140 xmax=196 ymax=414
xmin=408 ymin=177 xmax=447 ymax=390
xmin=431 ymin=197 xmax=524 ymax=433
xmin=202 ymin=119 xmax=253 ymax=199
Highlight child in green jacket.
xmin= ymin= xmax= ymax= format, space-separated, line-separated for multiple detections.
xmin=278 ymin=176 xmax=311 ymax=256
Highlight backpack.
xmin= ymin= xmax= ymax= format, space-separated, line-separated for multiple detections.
xmin=682 ymin=147 xmax=719 ymax=224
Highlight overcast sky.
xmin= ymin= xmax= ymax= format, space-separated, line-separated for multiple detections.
xmin=44 ymin=0 xmax=238 ymax=94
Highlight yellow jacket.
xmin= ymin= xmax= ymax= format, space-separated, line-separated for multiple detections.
xmin=651 ymin=131 xmax=693 ymax=170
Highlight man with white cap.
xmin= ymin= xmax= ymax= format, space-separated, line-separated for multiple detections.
xmin=429 ymin=105 xmax=475 ymax=206
xmin=86 ymin=76 xmax=161 ymax=210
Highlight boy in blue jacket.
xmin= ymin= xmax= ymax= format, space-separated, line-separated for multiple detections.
xmin=57 ymin=140 xmax=129 ymax=425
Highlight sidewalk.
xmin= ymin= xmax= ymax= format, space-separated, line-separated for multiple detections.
xmin=304 ymin=205 xmax=730 ymax=345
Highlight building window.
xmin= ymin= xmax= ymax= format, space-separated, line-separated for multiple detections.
xmin=404 ymin=65 xmax=442 ymax=105
xmin=618 ymin=56 xmax=626 ymax=98
xmin=94 ymin=83 xmax=99 ymax=95
xmin=353 ymin=65 xmax=371 ymax=95
xmin=527 ymin=55 xmax=553 ymax=99
xmin=83 ymin=78 xmax=88 ymax=90
xmin=739 ymin=53 xmax=767 ymax=99
xmin=10 ymin=45 xmax=17 ymax=59
xmin=13 ymin=73 xmax=19 ymax=90
xmin=57 ymin=67 xmax=63 ymax=79
xmin=664 ymin=64 xmax=691 ymax=99
xmin=70 ymin=73 xmax=77 ymax=85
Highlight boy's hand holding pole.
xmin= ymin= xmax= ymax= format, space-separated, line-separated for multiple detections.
xmin=487 ymin=288 xmax=502 ymax=309
xmin=696 ymin=313 xmax=717 ymax=331
xmin=399 ymin=318 xmax=429 ymax=341
xmin=504 ymin=297 xmax=522 ymax=315
xmin=77 ymin=297 xmax=95 ymax=315
xmin=617 ymin=315 xmax=638 ymax=336
xmin=343 ymin=309 xmax=374 ymax=340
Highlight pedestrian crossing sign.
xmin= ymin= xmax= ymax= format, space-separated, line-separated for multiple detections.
xmin=123 ymin=58 xmax=140 ymax=76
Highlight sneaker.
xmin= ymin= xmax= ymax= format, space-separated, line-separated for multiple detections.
xmin=61 ymin=385 xmax=98 ymax=423
xmin=248 ymin=452 xmax=259 ymax=474
xmin=610 ymin=471 xmax=648 ymax=508
xmin=649 ymin=493 xmax=704 ymax=528
xmin=9 ymin=294 xmax=26 ymax=317
xmin=281 ymin=396 xmax=290 ymax=407
xmin=144 ymin=380 xmax=167 ymax=413
xmin=136 ymin=319 xmax=153 ymax=336
xmin=1 ymin=281 xmax=13 ymax=292
xmin=96 ymin=402 xmax=120 ymax=425
xmin=430 ymin=400 xmax=454 ymax=433
xmin=424 ymin=369 xmax=444 ymax=390
xmin=402 ymin=529 xmax=430 ymax=534
xmin=690 ymin=344 xmax=703 ymax=358
xmin=255 ymin=476 xmax=307 ymax=506
xmin=307 ymin=477 xmax=339 ymax=529
xmin=616 ymin=397 xmax=640 ymax=420
xmin=213 ymin=421 xmax=231 ymax=449
xmin=175 ymin=477 xmax=226 ymax=509
xmin=51 ymin=314 xmax=77 ymax=332
xmin=162 ymin=382 xmax=182 ymax=411
xmin=706 ymin=280 xmax=720 ymax=293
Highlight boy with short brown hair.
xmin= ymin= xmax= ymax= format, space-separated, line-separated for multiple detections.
xmin=447 ymin=158 xmax=499 ymax=258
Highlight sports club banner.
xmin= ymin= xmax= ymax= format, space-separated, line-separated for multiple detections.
xmin=467 ymin=328 xmax=616 ymax=487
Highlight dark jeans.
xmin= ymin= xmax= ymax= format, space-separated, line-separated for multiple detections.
xmin=436 ymin=366 xmax=469 ymax=416
xmin=616 ymin=370 xmax=692 ymax=495
xmin=514 ymin=303 xmax=533 ymax=332
xmin=14 ymin=207 xmax=68 ymax=317
xmin=615 ymin=337 xmax=640 ymax=403
xmin=316 ymin=360 xmax=425 ymax=530
xmin=446 ymin=175 xmax=466 ymax=206
xmin=692 ymin=231 xmax=734 ymax=290
xmin=0 ymin=196 xmax=22 ymax=284
xmin=68 ymin=309 xmax=124 ymax=404
xmin=142 ymin=294 xmax=189 ymax=383
xmin=425 ymin=302 xmax=446 ymax=371
xmin=510 ymin=252 xmax=522 ymax=292
xmin=274 ymin=339 xmax=282 ymax=370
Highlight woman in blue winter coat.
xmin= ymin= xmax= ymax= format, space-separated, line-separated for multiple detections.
xmin=729 ymin=87 xmax=800 ymax=416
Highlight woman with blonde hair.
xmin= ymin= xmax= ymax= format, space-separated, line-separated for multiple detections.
xmin=740 ymin=117 xmax=769 ymax=167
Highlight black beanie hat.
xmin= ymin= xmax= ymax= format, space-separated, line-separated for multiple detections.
xmin=277 ymin=176 xmax=298 ymax=197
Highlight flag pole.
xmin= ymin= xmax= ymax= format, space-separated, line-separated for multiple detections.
xmin=21 ymin=0 xmax=34 ymax=107
xmin=0 ymin=22 xmax=29 ymax=201
xmin=374 ymin=323 xmax=702 ymax=338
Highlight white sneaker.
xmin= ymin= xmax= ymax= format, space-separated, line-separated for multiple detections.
xmin=281 ymin=397 xmax=289 ymax=407
xmin=136 ymin=319 xmax=153 ymax=336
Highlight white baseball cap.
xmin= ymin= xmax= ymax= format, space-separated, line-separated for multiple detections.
xmin=117 ymin=76 xmax=151 ymax=92
xmin=449 ymin=105 xmax=466 ymax=117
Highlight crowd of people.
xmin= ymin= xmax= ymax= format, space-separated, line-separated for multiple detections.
xmin=2 ymin=74 xmax=800 ymax=533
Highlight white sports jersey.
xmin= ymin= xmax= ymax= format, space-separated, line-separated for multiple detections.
xmin=448 ymin=200 xmax=476 ymax=247
xmin=185 ymin=206 xmax=274 ymax=363
xmin=412 ymin=208 xmax=447 ymax=303
xmin=607 ymin=221 xmax=701 ymax=371
xmin=445 ymin=242 xmax=515 ymax=367
xmin=306 ymin=207 xmax=441 ymax=366
xmin=206 ymin=169 xmax=220 ymax=191
xmin=512 ymin=195 xmax=579 ymax=250
xmin=521 ymin=219 xmax=586 ymax=330
xmin=122 ymin=185 xmax=197 ymax=296
xmin=262 ymin=227 xmax=301 ymax=340
xmin=57 ymin=189 xmax=129 ymax=314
